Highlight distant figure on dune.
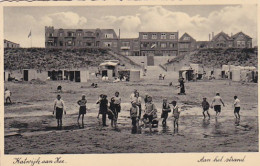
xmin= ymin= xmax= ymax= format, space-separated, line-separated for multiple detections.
xmin=53 ymin=94 xmax=66 ymax=129
xmin=5 ymin=88 xmax=12 ymax=104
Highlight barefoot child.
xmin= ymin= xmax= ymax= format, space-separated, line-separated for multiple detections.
xmin=161 ymin=98 xmax=171 ymax=127
xmin=171 ymin=101 xmax=180 ymax=131
xmin=113 ymin=92 xmax=121 ymax=123
xmin=234 ymin=96 xmax=241 ymax=119
xmin=53 ymin=94 xmax=66 ymax=129
xmin=130 ymin=102 xmax=140 ymax=134
xmin=96 ymin=94 xmax=108 ymax=127
xmin=77 ymin=94 xmax=87 ymax=127
xmin=202 ymin=97 xmax=210 ymax=119
xmin=108 ymin=97 xmax=117 ymax=128
xmin=143 ymin=96 xmax=157 ymax=133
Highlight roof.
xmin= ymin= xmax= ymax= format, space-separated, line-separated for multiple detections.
xmin=179 ymin=66 xmax=193 ymax=71
xmin=179 ymin=32 xmax=196 ymax=42
xmin=99 ymin=62 xmax=118 ymax=66
xmin=212 ymin=32 xmax=232 ymax=41
xmin=231 ymin=31 xmax=252 ymax=40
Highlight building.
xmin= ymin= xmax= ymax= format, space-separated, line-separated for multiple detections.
xmin=178 ymin=33 xmax=196 ymax=56
xmin=210 ymin=31 xmax=252 ymax=48
xmin=45 ymin=26 xmax=119 ymax=52
xmin=139 ymin=32 xmax=179 ymax=56
xmin=231 ymin=31 xmax=252 ymax=48
xmin=118 ymin=38 xmax=140 ymax=56
xmin=4 ymin=39 xmax=20 ymax=48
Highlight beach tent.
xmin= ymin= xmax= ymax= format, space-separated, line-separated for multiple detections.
xmin=23 ymin=69 xmax=37 ymax=81
xmin=232 ymin=69 xmax=241 ymax=82
xmin=214 ymin=69 xmax=222 ymax=79
xmin=69 ymin=70 xmax=89 ymax=82
xmin=4 ymin=71 xmax=9 ymax=81
xmin=129 ymin=70 xmax=141 ymax=81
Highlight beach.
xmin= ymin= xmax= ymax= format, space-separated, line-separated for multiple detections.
xmin=4 ymin=78 xmax=258 ymax=154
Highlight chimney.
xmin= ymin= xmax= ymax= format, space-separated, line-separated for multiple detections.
xmin=212 ymin=32 xmax=214 ymax=39
xmin=231 ymin=33 xmax=233 ymax=37
xmin=209 ymin=33 xmax=211 ymax=41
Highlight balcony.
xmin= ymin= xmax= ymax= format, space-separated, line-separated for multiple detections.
xmin=120 ymin=46 xmax=130 ymax=50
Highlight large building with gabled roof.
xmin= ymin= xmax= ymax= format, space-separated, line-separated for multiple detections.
xmin=178 ymin=32 xmax=196 ymax=55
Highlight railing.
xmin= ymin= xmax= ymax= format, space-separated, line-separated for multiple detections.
xmin=159 ymin=64 xmax=167 ymax=72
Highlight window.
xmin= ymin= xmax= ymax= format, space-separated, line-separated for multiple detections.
xmin=170 ymin=34 xmax=175 ymax=39
xmin=59 ymin=41 xmax=63 ymax=46
xmin=122 ymin=42 xmax=130 ymax=47
xmin=161 ymin=43 xmax=167 ymax=48
xmin=169 ymin=43 xmax=174 ymax=48
xmin=152 ymin=34 xmax=157 ymax=39
xmin=161 ymin=33 xmax=166 ymax=39
xmin=104 ymin=42 xmax=112 ymax=47
xmin=141 ymin=42 xmax=148 ymax=48
xmin=59 ymin=33 xmax=63 ymax=37
xmin=143 ymin=34 xmax=148 ymax=39
xmin=77 ymin=33 xmax=82 ymax=37
xmin=105 ymin=34 xmax=113 ymax=38
xmin=184 ymin=37 xmax=190 ymax=41
xmin=49 ymin=33 xmax=53 ymax=37
xmin=86 ymin=42 xmax=92 ymax=47
xmin=67 ymin=40 xmax=72 ymax=45
xmin=150 ymin=42 xmax=157 ymax=48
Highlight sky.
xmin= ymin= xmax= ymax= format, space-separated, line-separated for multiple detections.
xmin=4 ymin=5 xmax=258 ymax=47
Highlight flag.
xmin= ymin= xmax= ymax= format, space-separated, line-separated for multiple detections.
xmin=28 ymin=31 xmax=31 ymax=38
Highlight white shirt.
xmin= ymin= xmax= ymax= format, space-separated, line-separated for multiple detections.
xmin=114 ymin=96 xmax=121 ymax=105
xmin=234 ymin=99 xmax=241 ymax=107
xmin=54 ymin=99 xmax=65 ymax=109
xmin=5 ymin=90 xmax=11 ymax=98
xmin=212 ymin=96 xmax=223 ymax=106
xmin=130 ymin=93 xmax=136 ymax=103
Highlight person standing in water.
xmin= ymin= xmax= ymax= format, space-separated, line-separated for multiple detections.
xmin=211 ymin=93 xmax=225 ymax=118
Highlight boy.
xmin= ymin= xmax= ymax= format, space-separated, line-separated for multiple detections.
xmin=211 ymin=93 xmax=225 ymax=118
xmin=130 ymin=102 xmax=140 ymax=134
xmin=5 ymin=88 xmax=12 ymax=104
xmin=77 ymin=94 xmax=87 ymax=127
xmin=114 ymin=92 xmax=121 ymax=119
xmin=171 ymin=101 xmax=180 ymax=131
xmin=202 ymin=97 xmax=210 ymax=119
xmin=53 ymin=94 xmax=66 ymax=129
xmin=234 ymin=96 xmax=241 ymax=119
xmin=143 ymin=96 xmax=157 ymax=133
xmin=161 ymin=98 xmax=171 ymax=127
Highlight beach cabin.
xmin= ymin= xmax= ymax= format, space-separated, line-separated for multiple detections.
xmin=23 ymin=69 xmax=37 ymax=81
xmin=99 ymin=61 xmax=118 ymax=79
xmin=190 ymin=63 xmax=203 ymax=79
xmin=179 ymin=67 xmax=194 ymax=81
xmin=68 ymin=70 xmax=89 ymax=82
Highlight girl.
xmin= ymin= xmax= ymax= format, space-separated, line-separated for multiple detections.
xmin=108 ymin=97 xmax=117 ymax=128
xmin=161 ymin=98 xmax=171 ymax=127
xmin=77 ymin=94 xmax=87 ymax=127
xmin=53 ymin=94 xmax=66 ymax=129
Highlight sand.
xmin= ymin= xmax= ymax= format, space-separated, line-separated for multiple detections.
xmin=4 ymin=77 xmax=258 ymax=154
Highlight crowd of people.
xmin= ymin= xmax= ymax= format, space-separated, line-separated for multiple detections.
xmin=51 ymin=89 xmax=241 ymax=133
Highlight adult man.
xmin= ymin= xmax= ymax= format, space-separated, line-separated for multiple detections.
xmin=211 ymin=93 xmax=225 ymax=118
xmin=178 ymin=77 xmax=185 ymax=95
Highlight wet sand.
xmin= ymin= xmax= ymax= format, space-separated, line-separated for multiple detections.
xmin=4 ymin=78 xmax=258 ymax=154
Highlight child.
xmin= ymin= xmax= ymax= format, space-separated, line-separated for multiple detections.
xmin=202 ymin=97 xmax=210 ymax=119
xmin=4 ymin=88 xmax=12 ymax=104
xmin=161 ymin=98 xmax=171 ymax=127
xmin=77 ymin=94 xmax=87 ymax=127
xmin=57 ymin=84 xmax=62 ymax=93
xmin=108 ymin=97 xmax=117 ymax=128
xmin=234 ymin=96 xmax=241 ymax=119
xmin=130 ymin=102 xmax=140 ymax=134
xmin=143 ymin=96 xmax=157 ymax=133
xmin=171 ymin=101 xmax=180 ymax=131
xmin=96 ymin=94 xmax=108 ymax=127
xmin=113 ymin=92 xmax=121 ymax=119
xmin=135 ymin=92 xmax=142 ymax=119
xmin=53 ymin=94 xmax=66 ymax=129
